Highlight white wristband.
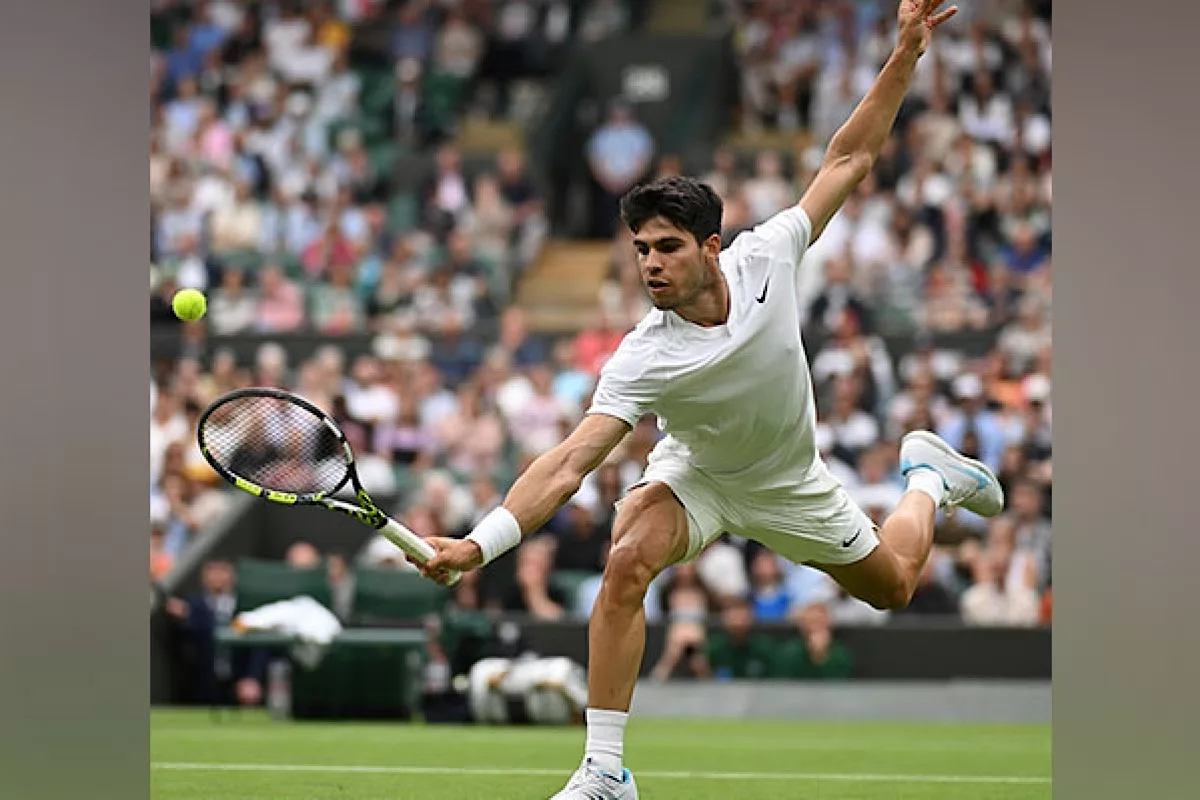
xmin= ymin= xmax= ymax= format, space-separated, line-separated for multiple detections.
xmin=466 ymin=506 xmax=523 ymax=566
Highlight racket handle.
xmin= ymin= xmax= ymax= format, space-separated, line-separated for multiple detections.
xmin=379 ymin=517 xmax=461 ymax=586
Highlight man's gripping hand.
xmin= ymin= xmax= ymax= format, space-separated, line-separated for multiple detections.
xmin=411 ymin=538 xmax=484 ymax=585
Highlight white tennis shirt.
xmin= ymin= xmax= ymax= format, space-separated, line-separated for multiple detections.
xmin=588 ymin=205 xmax=839 ymax=495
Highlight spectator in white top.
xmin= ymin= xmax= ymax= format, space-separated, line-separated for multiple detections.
xmin=434 ymin=6 xmax=484 ymax=80
xmin=207 ymin=267 xmax=258 ymax=335
xmin=960 ymin=532 xmax=1040 ymax=626
xmin=578 ymin=0 xmax=629 ymax=43
xmin=823 ymin=375 xmax=881 ymax=467
xmin=997 ymin=295 xmax=1052 ymax=377
xmin=695 ymin=537 xmax=750 ymax=605
xmin=344 ymin=355 xmax=400 ymax=426
xmin=741 ymin=150 xmax=793 ymax=224
xmin=150 ymin=386 xmax=189 ymax=489
xmin=850 ymin=443 xmax=906 ymax=526
xmin=958 ymin=69 xmax=1013 ymax=144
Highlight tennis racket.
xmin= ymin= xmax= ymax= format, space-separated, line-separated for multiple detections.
xmin=197 ymin=387 xmax=459 ymax=584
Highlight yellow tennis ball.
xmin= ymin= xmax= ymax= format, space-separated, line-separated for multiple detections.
xmin=172 ymin=288 xmax=207 ymax=321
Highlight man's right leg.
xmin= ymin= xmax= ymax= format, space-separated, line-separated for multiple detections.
xmin=588 ymin=482 xmax=690 ymax=713
xmin=552 ymin=481 xmax=691 ymax=799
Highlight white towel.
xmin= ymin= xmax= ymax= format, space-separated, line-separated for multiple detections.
xmin=234 ymin=596 xmax=344 ymax=669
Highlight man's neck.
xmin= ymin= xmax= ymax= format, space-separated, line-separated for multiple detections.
xmin=674 ymin=269 xmax=730 ymax=328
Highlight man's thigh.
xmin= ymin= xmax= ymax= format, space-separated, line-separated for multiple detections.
xmin=610 ymin=481 xmax=694 ymax=571
xmin=735 ymin=483 xmax=880 ymax=567
xmin=620 ymin=451 xmax=731 ymax=568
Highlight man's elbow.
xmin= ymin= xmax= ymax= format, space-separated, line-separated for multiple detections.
xmin=824 ymin=150 xmax=875 ymax=184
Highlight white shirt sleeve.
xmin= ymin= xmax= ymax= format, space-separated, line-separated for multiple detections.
xmin=585 ymin=336 xmax=660 ymax=427
xmin=738 ymin=205 xmax=814 ymax=269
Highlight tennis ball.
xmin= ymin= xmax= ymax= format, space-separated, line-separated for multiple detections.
xmin=172 ymin=288 xmax=207 ymax=321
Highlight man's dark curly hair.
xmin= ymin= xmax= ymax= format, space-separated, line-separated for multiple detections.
xmin=619 ymin=176 xmax=724 ymax=245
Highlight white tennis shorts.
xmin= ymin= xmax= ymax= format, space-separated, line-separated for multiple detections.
xmin=633 ymin=440 xmax=880 ymax=567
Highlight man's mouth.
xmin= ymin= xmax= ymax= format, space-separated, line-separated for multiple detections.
xmin=647 ymin=279 xmax=668 ymax=290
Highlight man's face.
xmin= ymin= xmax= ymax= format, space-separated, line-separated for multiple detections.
xmin=203 ymin=562 xmax=233 ymax=594
xmin=630 ymin=216 xmax=717 ymax=311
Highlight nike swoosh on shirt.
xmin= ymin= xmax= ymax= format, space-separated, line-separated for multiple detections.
xmin=841 ymin=529 xmax=862 ymax=548
xmin=755 ymin=276 xmax=770 ymax=303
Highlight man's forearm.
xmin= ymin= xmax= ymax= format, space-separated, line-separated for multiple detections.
xmin=500 ymin=449 xmax=583 ymax=537
xmin=826 ymin=44 xmax=921 ymax=163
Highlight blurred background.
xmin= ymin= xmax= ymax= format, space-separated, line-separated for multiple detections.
xmin=149 ymin=0 xmax=1051 ymax=719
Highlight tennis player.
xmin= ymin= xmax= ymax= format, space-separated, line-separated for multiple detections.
xmin=417 ymin=3 xmax=998 ymax=797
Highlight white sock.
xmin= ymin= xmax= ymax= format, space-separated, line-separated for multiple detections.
xmin=584 ymin=708 xmax=627 ymax=774
xmin=906 ymin=467 xmax=946 ymax=506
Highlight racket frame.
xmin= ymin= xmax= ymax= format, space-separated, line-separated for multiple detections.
xmin=197 ymin=387 xmax=457 ymax=580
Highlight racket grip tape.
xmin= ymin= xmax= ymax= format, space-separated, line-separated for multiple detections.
xmin=378 ymin=517 xmax=461 ymax=586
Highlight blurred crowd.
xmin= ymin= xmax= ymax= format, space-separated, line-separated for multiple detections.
xmin=152 ymin=0 xmax=1052 ymax=691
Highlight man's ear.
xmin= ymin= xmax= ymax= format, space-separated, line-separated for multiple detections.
xmin=704 ymin=232 xmax=723 ymax=260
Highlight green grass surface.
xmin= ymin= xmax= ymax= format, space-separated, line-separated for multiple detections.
xmin=151 ymin=709 xmax=1051 ymax=799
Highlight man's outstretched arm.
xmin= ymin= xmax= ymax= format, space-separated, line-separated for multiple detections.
xmin=417 ymin=412 xmax=632 ymax=581
xmin=800 ymin=0 xmax=957 ymax=241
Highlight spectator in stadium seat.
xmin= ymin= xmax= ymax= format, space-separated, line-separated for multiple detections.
xmin=434 ymin=4 xmax=485 ymax=80
xmin=325 ymin=553 xmax=356 ymax=623
xmin=285 ymin=541 xmax=322 ymax=569
xmin=936 ymin=373 xmax=1009 ymax=473
xmin=997 ymin=294 xmax=1052 ymax=377
xmin=805 ymin=255 xmax=875 ymax=341
xmin=748 ymin=548 xmax=792 ymax=623
xmin=417 ymin=470 xmax=476 ymax=537
xmin=742 ymin=150 xmax=793 ymax=225
xmin=311 ymin=260 xmax=367 ymax=334
xmin=166 ymin=559 xmax=267 ymax=707
xmin=509 ymin=364 xmax=572 ymax=457
xmin=1006 ymin=478 xmax=1051 ymax=590
xmin=573 ymin=310 xmax=627 ymax=377
xmin=579 ymin=0 xmax=629 ymax=43
xmin=462 ymin=173 xmax=517 ymax=276
xmin=501 ymin=537 xmax=568 ymax=620
xmin=150 ymin=523 xmax=173 ymax=583
xmin=254 ymin=264 xmax=305 ymax=333
xmin=894 ymin=552 xmax=960 ymax=617
xmin=494 ymin=146 xmax=547 ymax=266
xmin=495 ymin=306 xmax=549 ymax=368
xmin=958 ymin=68 xmax=1014 ymax=145
xmin=586 ymin=100 xmax=655 ymax=238
xmin=421 ymin=145 xmax=473 ymax=237
xmin=551 ymin=501 xmax=608 ymax=574
xmin=850 ymin=443 xmax=905 ymax=524
xmin=776 ymin=601 xmax=854 ymax=680
xmin=959 ymin=534 xmax=1041 ymax=627
xmin=700 ymin=145 xmax=740 ymax=204
xmin=821 ymin=375 xmax=881 ymax=468
xmin=695 ymin=535 xmax=751 ymax=605
xmin=207 ymin=267 xmax=258 ymax=335
xmin=647 ymin=564 xmax=708 ymax=682
xmin=151 ymin=386 xmax=189 ymax=488
xmin=391 ymin=1 xmax=436 ymax=65
xmin=433 ymin=380 xmax=507 ymax=477
xmin=375 ymin=392 xmax=438 ymax=471
xmin=697 ymin=596 xmax=779 ymax=680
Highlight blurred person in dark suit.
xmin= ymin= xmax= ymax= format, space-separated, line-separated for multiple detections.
xmin=166 ymin=559 xmax=267 ymax=707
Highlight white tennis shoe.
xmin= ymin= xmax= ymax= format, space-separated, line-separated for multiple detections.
xmin=900 ymin=430 xmax=1004 ymax=517
xmin=549 ymin=759 xmax=639 ymax=800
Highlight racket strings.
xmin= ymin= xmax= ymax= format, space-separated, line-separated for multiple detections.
xmin=201 ymin=395 xmax=348 ymax=496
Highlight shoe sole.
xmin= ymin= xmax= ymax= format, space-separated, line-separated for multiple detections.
xmin=902 ymin=430 xmax=1005 ymax=517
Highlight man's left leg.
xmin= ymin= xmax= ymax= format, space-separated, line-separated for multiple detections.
xmin=815 ymin=430 xmax=1004 ymax=610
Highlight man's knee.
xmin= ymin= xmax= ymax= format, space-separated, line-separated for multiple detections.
xmin=600 ymin=484 xmax=688 ymax=610
xmin=601 ymin=542 xmax=659 ymax=608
